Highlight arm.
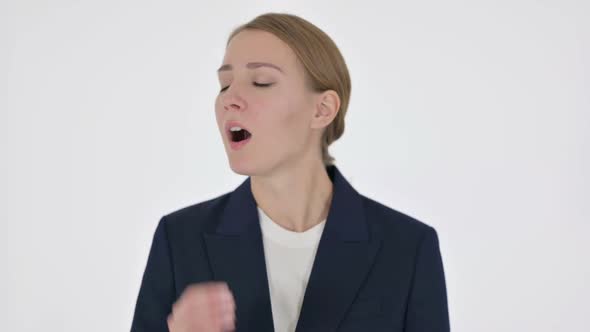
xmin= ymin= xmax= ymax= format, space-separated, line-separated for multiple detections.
xmin=404 ymin=226 xmax=451 ymax=332
xmin=131 ymin=217 xmax=176 ymax=332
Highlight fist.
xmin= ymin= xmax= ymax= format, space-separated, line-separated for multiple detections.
xmin=167 ymin=282 xmax=236 ymax=332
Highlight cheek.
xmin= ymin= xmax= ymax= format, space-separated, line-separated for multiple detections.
xmin=263 ymin=99 xmax=311 ymax=146
xmin=284 ymin=95 xmax=313 ymax=132
xmin=214 ymin=95 xmax=222 ymax=113
xmin=214 ymin=97 xmax=224 ymax=125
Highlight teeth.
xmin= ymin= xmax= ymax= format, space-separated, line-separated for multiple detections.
xmin=230 ymin=126 xmax=242 ymax=132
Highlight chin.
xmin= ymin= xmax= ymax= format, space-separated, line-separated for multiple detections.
xmin=229 ymin=164 xmax=252 ymax=176
xmin=227 ymin=155 xmax=280 ymax=178
xmin=227 ymin=157 xmax=256 ymax=176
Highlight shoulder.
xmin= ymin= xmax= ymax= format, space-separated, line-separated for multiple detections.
xmin=157 ymin=191 xmax=232 ymax=237
xmin=359 ymin=194 xmax=438 ymax=246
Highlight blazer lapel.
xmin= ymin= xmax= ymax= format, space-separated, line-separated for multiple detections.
xmin=203 ymin=177 xmax=275 ymax=331
xmin=203 ymin=165 xmax=381 ymax=332
xmin=295 ymin=165 xmax=383 ymax=332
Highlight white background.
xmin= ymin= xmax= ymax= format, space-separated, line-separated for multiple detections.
xmin=1 ymin=0 xmax=588 ymax=331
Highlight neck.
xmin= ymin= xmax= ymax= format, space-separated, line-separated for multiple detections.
xmin=250 ymin=160 xmax=334 ymax=233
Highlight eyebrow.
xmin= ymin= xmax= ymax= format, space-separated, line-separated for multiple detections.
xmin=217 ymin=62 xmax=284 ymax=73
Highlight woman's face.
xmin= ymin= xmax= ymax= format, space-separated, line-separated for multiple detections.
xmin=215 ymin=29 xmax=322 ymax=176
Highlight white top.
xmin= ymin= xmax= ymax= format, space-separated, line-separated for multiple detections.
xmin=257 ymin=206 xmax=327 ymax=332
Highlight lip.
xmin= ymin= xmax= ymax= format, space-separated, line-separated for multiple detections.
xmin=224 ymin=120 xmax=251 ymax=134
xmin=225 ymin=120 xmax=252 ymax=151
xmin=229 ymin=135 xmax=252 ymax=150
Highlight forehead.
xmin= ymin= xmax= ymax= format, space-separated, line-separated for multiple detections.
xmin=222 ymin=29 xmax=298 ymax=72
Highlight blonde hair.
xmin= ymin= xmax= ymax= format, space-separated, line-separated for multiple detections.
xmin=226 ymin=13 xmax=351 ymax=166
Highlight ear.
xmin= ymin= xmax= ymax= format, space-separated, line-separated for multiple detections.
xmin=310 ymin=90 xmax=341 ymax=130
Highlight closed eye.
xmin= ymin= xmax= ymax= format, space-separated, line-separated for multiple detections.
xmin=253 ymin=82 xmax=273 ymax=88
xmin=219 ymin=82 xmax=274 ymax=93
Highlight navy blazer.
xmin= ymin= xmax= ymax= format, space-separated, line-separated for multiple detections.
xmin=131 ymin=165 xmax=450 ymax=331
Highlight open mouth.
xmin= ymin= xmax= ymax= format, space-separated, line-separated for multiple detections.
xmin=229 ymin=128 xmax=252 ymax=142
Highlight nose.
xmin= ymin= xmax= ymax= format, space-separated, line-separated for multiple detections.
xmin=221 ymin=87 xmax=246 ymax=112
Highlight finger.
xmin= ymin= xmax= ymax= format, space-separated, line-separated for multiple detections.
xmin=220 ymin=310 xmax=236 ymax=332
xmin=218 ymin=284 xmax=234 ymax=304
xmin=167 ymin=313 xmax=175 ymax=331
xmin=215 ymin=291 xmax=235 ymax=317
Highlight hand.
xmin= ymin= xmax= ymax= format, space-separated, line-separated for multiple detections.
xmin=167 ymin=282 xmax=236 ymax=332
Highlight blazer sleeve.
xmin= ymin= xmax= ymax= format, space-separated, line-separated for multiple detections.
xmin=404 ymin=226 xmax=451 ymax=332
xmin=130 ymin=217 xmax=176 ymax=332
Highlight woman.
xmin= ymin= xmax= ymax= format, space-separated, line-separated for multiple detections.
xmin=131 ymin=12 xmax=450 ymax=332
